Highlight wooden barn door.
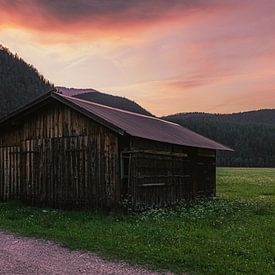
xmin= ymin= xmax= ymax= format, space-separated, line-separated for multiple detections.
xmin=20 ymin=136 xmax=92 ymax=208
xmin=0 ymin=145 xmax=21 ymax=201
xmin=128 ymin=151 xmax=192 ymax=209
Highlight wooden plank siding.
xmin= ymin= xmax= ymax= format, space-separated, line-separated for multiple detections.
xmin=0 ymin=101 xmax=120 ymax=210
xmin=18 ymin=136 xmax=118 ymax=209
xmin=0 ymin=101 xmax=117 ymax=146
xmin=127 ymin=137 xmax=216 ymax=209
xmin=0 ymin=145 xmax=21 ymax=201
xmin=126 ymin=151 xmax=192 ymax=210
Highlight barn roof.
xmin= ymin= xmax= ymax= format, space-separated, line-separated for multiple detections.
xmin=0 ymin=91 xmax=232 ymax=151
xmin=54 ymin=93 xmax=231 ymax=151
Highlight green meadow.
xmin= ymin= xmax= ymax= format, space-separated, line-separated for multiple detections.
xmin=0 ymin=168 xmax=274 ymax=274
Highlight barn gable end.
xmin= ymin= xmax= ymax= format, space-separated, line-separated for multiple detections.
xmin=0 ymin=98 xmax=120 ymax=209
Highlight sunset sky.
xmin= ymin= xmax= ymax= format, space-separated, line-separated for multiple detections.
xmin=1 ymin=0 xmax=275 ymax=116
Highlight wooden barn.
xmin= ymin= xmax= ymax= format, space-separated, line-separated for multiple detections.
xmin=0 ymin=91 xmax=231 ymax=210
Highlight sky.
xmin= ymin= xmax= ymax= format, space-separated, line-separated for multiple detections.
xmin=0 ymin=0 xmax=275 ymax=116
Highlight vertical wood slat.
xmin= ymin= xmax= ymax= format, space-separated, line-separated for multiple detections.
xmin=2 ymin=147 xmax=6 ymax=200
xmin=0 ymin=148 xmax=3 ymax=199
xmin=4 ymin=147 xmax=7 ymax=200
xmin=0 ymin=145 xmax=20 ymax=201
xmin=83 ymin=136 xmax=88 ymax=206
xmin=10 ymin=146 xmax=13 ymax=200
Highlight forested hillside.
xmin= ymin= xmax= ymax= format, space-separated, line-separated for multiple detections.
xmin=58 ymin=87 xmax=152 ymax=116
xmin=164 ymin=112 xmax=275 ymax=167
xmin=0 ymin=45 xmax=53 ymax=116
xmin=172 ymin=110 xmax=275 ymax=125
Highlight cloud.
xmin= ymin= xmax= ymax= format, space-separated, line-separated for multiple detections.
xmin=0 ymin=0 xmax=223 ymax=43
xmin=0 ymin=0 xmax=210 ymax=22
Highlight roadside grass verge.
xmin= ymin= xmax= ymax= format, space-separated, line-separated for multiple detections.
xmin=0 ymin=167 xmax=274 ymax=274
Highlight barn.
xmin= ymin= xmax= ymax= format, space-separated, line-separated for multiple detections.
xmin=0 ymin=91 xmax=231 ymax=210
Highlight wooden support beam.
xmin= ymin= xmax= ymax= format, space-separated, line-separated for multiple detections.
xmin=122 ymin=149 xmax=188 ymax=158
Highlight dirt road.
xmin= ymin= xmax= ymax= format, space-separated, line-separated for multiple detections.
xmin=0 ymin=231 xmax=163 ymax=275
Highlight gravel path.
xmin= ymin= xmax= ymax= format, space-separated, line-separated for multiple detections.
xmin=0 ymin=231 xmax=168 ymax=275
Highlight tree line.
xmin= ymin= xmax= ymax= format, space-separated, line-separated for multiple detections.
xmin=164 ymin=114 xmax=275 ymax=167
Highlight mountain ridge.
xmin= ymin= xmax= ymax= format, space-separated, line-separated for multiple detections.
xmin=163 ymin=109 xmax=275 ymax=125
xmin=58 ymin=87 xmax=153 ymax=116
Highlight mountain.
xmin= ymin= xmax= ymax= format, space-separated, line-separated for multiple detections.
xmin=0 ymin=45 xmax=53 ymax=116
xmin=163 ymin=111 xmax=275 ymax=167
xmin=58 ymin=87 xmax=153 ymax=116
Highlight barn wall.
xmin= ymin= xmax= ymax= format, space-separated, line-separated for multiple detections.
xmin=124 ymin=137 xmax=216 ymax=209
xmin=0 ymin=101 xmax=120 ymax=210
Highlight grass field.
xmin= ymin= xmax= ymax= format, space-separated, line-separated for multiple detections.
xmin=0 ymin=168 xmax=274 ymax=274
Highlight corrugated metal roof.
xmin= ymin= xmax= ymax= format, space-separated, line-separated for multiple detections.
xmin=56 ymin=93 xmax=232 ymax=151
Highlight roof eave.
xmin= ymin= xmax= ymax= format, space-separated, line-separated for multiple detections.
xmin=0 ymin=90 xmax=56 ymax=127
xmin=129 ymin=133 xmax=234 ymax=151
